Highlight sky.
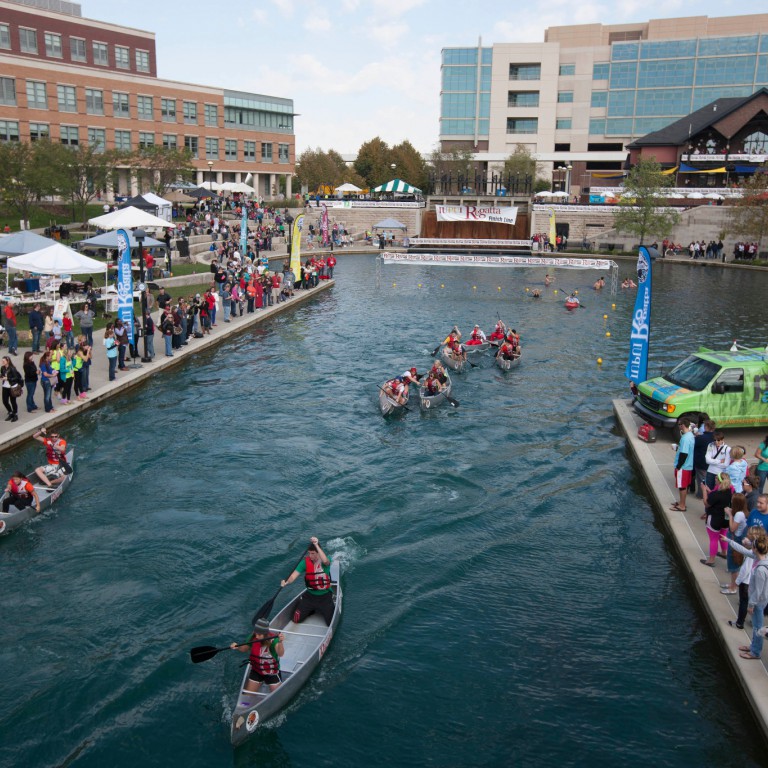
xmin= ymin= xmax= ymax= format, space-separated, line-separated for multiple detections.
xmin=93 ymin=0 xmax=744 ymax=156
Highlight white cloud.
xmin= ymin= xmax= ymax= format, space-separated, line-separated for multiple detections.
xmin=369 ymin=22 xmax=410 ymax=48
xmin=304 ymin=12 xmax=332 ymax=32
xmin=268 ymin=0 xmax=295 ymax=18
xmin=251 ymin=7 xmax=268 ymax=23
xmin=371 ymin=0 xmax=428 ymax=17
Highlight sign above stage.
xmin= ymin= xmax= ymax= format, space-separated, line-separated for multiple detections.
xmin=436 ymin=205 xmax=519 ymax=225
xmin=381 ymin=252 xmax=614 ymax=270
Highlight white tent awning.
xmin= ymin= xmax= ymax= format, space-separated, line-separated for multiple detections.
xmin=88 ymin=206 xmax=171 ymax=230
xmin=7 ymin=242 xmax=107 ymax=275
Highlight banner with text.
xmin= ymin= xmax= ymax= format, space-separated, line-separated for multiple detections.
xmin=436 ymin=205 xmax=518 ymax=225
xmin=624 ymin=246 xmax=652 ymax=384
xmin=116 ymin=228 xmax=134 ymax=345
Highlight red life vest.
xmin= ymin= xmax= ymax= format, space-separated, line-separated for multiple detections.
xmin=9 ymin=478 xmax=33 ymax=496
xmin=425 ymin=378 xmax=439 ymax=395
xmin=304 ymin=556 xmax=331 ymax=591
xmin=44 ymin=437 xmax=66 ymax=465
xmin=249 ymin=639 xmax=279 ymax=675
xmin=471 ymin=330 xmax=481 ymax=341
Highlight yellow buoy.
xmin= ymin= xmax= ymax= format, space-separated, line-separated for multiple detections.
xmin=497 ymin=286 xmax=501 ymax=291
xmin=525 ymin=287 xmax=529 ymax=292
xmin=574 ymin=290 xmax=579 ymax=295
xmin=554 ymin=289 xmax=558 ymax=294
xmin=441 ymin=284 xmax=445 ymax=288
xmin=473 ymin=286 xmax=477 ymax=290
xmin=418 ymin=283 xmax=422 ymax=288
xmin=603 ymin=314 xmax=608 ymax=320
xmin=597 ymin=357 xmax=603 ymax=365
xmin=612 ymin=303 xmax=616 ymax=310
xmin=392 ymin=283 xmax=396 ymax=287
xmin=606 ymin=331 xmax=611 ymax=337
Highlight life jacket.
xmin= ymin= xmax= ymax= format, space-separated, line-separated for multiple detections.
xmin=304 ymin=556 xmax=331 ymax=592
xmin=425 ymin=378 xmax=439 ymax=395
xmin=44 ymin=437 xmax=67 ymax=465
xmin=471 ymin=329 xmax=482 ymax=341
xmin=249 ymin=639 xmax=279 ymax=675
xmin=9 ymin=478 xmax=33 ymax=497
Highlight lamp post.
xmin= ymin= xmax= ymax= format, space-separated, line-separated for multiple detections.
xmin=207 ymin=159 xmax=214 ymax=197
xmin=285 ymin=211 xmax=293 ymax=255
xmin=565 ymin=164 xmax=573 ymax=197
xmin=134 ymin=227 xmax=151 ymax=363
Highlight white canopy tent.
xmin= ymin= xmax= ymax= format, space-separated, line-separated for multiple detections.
xmin=334 ymin=183 xmax=362 ymax=193
xmin=7 ymin=242 xmax=108 ymax=285
xmin=140 ymin=192 xmax=173 ymax=222
xmin=219 ymin=181 xmax=255 ymax=194
xmin=88 ymin=206 xmax=171 ymax=231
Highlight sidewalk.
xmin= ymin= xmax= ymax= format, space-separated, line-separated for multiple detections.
xmin=0 ymin=280 xmax=334 ymax=454
xmin=614 ymin=399 xmax=768 ymax=741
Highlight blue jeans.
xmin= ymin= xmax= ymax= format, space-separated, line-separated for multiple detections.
xmin=65 ymin=330 xmax=75 ymax=349
xmin=83 ymin=327 xmax=94 ymax=346
xmin=210 ymin=307 xmax=216 ymax=325
xmin=6 ymin=325 xmax=17 ymax=353
xmin=146 ymin=335 xmax=155 ymax=358
xmin=25 ymin=380 xmax=37 ymax=411
xmin=751 ymin=600 xmax=768 ymax=657
xmin=41 ymin=378 xmax=53 ymax=411
xmin=118 ymin=344 xmax=126 ymax=368
xmin=108 ymin=356 xmax=117 ymax=380
xmin=223 ymin=302 xmax=231 ymax=321
xmin=81 ymin=365 xmax=90 ymax=390
xmin=758 ymin=468 xmax=768 ymax=495
xmin=31 ymin=327 xmax=41 ymax=352
xmin=164 ymin=335 xmax=173 ymax=356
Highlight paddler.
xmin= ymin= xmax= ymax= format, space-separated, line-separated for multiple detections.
xmin=489 ymin=320 xmax=506 ymax=341
xmin=422 ymin=371 xmax=443 ymax=395
xmin=447 ymin=336 xmax=467 ymax=363
xmin=32 ymin=428 xmax=69 ymax=487
xmin=466 ymin=325 xmax=486 ymax=345
xmin=442 ymin=325 xmax=462 ymax=345
xmin=430 ymin=360 xmax=448 ymax=385
xmin=281 ymin=537 xmax=335 ymax=625
xmin=231 ymin=618 xmax=286 ymax=692
xmin=383 ymin=372 xmax=414 ymax=405
xmin=566 ymin=292 xmax=580 ymax=306
xmin=2 ymin=469 xmax=40 ymax=514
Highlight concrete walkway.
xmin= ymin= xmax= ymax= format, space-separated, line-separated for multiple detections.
xmin=614 ymin=399 xmax=768 ymax=740
xmin=0 ymin=280 xmax=334 ymax=454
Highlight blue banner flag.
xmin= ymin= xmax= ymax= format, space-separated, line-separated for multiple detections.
xmin=625 ymin=245 xmax=652 ymax=384
xmin=240 ymin=205 xmax=248 ymax=256
xmin=116 ymin=228 xmax=135 ymax=345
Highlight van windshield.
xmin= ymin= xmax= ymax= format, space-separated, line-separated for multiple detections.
xmin=666 ymin=356 xmax=721 ymax=391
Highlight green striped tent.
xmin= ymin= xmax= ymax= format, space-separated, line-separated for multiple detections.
xmin=371 ymin=178 xmax=422 ymax=194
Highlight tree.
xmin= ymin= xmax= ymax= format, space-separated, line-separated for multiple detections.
xmin=295 ymin=148 xmax=363 ymax=192
xmin=0 ymin=140 xmax=61 ymax=224
xmin=390 ymin=140 xmax=428 ymax=191
xmin=613 ymin=158 xmax=681 ymax=244
xmin=501 ymin=144 xmax=549 ymax=193
xmin=130 ymin=145 xmax=194 ymax=196
xmin=729 ymin=170 xmax=768 ymax=253
xmin=354 ymin=137 xmax=392 ymax=188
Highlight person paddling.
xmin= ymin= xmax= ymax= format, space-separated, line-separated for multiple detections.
xmin=2 ymin=470 xmax=40 ymax=514
xmin=230 ymin=618 xmax=286 ymax=692
xmin=281 ymin=537 xmax=335 ymax=625
xmin=32 ymin=428 xmax=69 ymax=487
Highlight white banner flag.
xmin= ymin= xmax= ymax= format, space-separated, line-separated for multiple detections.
xmin=436 ymin=205 xmax=518 ymax=225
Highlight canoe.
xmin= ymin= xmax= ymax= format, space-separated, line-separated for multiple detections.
xmin=463 ymin=340 xmax=490 ymax=355
xmin=418 ymin=373 xmax=452 ymax=411
xmin=0 ymin=448 xmax=75 ymax=536
xmin=496 ymin=353 xmax=521 ymax=371
xmin=440 ymin=345 xmax=467 ymax=373
xmin=379 ymin=385 xmax=408 ymax=417
xmin=564 ymin=300 xmax=580 ymax=310
xmin=231 ymin=561 xmax=342 ymax=746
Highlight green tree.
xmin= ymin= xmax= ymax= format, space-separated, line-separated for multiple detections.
xmin=502 ymin=144 xmax=550 ymax=193
xmin=295 ymin=148 xmax=363 ymax=192
xmin=0 ymin=140 xmax=61 ymax=224
xmin=729 ymin=170 xmax=768 ymax=253
xmin=354 ymin=137 xmax=392 ymax=188
xmin=130 ymin=145 xmax=194 ymax=196
xmin=390 ymin=140 xmax=428 ymax=191
xmin=613 ymin=157 xmax=680 ymax=244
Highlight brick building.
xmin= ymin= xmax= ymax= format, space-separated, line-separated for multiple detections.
xmin=0 ymin=0 xmax=296 ymax=199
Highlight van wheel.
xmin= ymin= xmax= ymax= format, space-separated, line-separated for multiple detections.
xmin=673 ymin=412 xmax=708 ymax=440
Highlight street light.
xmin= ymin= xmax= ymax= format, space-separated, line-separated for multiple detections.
xmin=134 ymin=227 xmax=152 ymax=363
xmin=565 ymin=164 xmax=573 ymax=197
xmin=207 ymin=160 xmax=214 ymax=193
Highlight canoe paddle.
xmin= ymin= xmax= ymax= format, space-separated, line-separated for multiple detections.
xmin=250 ymin=550 xmax=308 ymax=625
xmin=445 ymin=394 xmax=460 ymax=408
xmin=190 ymin=635 xmax=280 ymax=664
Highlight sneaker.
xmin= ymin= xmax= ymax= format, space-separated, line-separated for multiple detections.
xmin=720 ymin=588 xmax=738 ymax=594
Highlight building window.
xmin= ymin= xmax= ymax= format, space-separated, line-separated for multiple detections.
xmin=19 ymin=28 xmax=38 ymax=54
xmin=593 ymin=63 xmax=609 ymax=80
xmin=506 ymin=118 xmax=538 ymax=134
xmin=136 ymin=49 xmax=149 ymax=72
xmin=60 ymin=125 xmax=79 ymax=146
xmin=113 ymin=92 xmax=130 ymax=118
xmin=29 ymin=123 xmax=49 ymax=141
xmin=115 ymin=45 xmax=129 ymax=69
xmin=556 ymin=119 xmax=572 ymax=129
xmin=508 ymin=91 xmax=539 ymax=107
xmin=0 ymin=120 xmax=20 ymax=142
xmin=138 ymin=131 xmax=154 ymax=148
xmin=244 ymin=140 xmax=256 ymax=161
xmin=44 ymin=32 xmax=62 ymax=58
xmin=162 ymin=134 xmax=177 ymax=150
xmin=509 ymin=64 xmax=540 ymax=81
xmin=557 ymin=91 xmax=574 ymax=103
xmin=161 ymin=98 xmax=176 ymax=122
xmin=137 ymin=95 xmax=153 ymax=120
xmin=589 ymin=118 xmax=606 ymax=135
xmin=261 ymin=142 xmax=273 ymax=161
xmin=0 ymin=77 xmax=16 ymax=106
xmin=204 ymin=104 xmax=218 ymax=127
xmin=92 ymin=42 xmax=108 ymax=66
xmin=559 ymin=64 xmax=575 ymax=76
xmin=591 ymin=91 xmax=608 ymax=108
xmin=205 ymin=137 xmax=219 ymax=159
xmin=184 ymin=135 xmax=198 ymax=159
xmin=183 ymin=101 xmax=197 ymax=124
xmin=225 ymin=139 xmax=237 ymax=160
xmin=88 ymin=127 xmax=106 ymax=152
xmin=57 ymin=85 xmax=77 ymax=113
xmin=278 ymin=143 xmax=290 ymax=163
xmin=0 ymin=24 xmax=10 ymax=50
xmin=26 ymin=80 xmax=47 ymax=109
xmin=70 ymin=37 xmax=86 ymax=62
xmin=85 ymin=88 xmax=104 ymax=115
xmin=115 ymin=129 xmax=131 ymax=151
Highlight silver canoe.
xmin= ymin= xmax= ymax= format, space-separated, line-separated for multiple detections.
xmin=418 ymin=374 xmax=452 ymax=411
xmin=463 ymin=340 xmax=490 ymax=355
xmin=378 ymin=384 xmax=408 ymax=417
xmin=231 ymin=561 xmax=342 ymax=747
xmin=0 ymin=448 xmax=75 ymax=536
xmin=440 ymin=346 xmax=468 ymax=373
xmin=496 ymin=353 xmax=521 ymax=371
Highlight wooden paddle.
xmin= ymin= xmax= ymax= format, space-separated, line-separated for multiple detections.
xmin=190 ymin=635 xmax=280 ymax=664
xmin=250 ymin=550 xmax=308 ymax=625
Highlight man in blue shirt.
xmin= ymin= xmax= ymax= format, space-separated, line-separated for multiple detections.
xmin=671 ymin=417 xmax=695 ymax=511
xmin=747 ymin=495 xmax=768 ymax=531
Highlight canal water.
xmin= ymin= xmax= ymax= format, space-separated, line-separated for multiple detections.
xmin=1 ymin=255 xmax=767 ymax=767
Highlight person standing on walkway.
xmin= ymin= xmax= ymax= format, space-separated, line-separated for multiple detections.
xmin=114 ymin=319 xmax=128 ymax=371
xmin=1 ymin=355 xmax=22 ymax=421
xmin=3 ymin=303 xmax=18 ymax=356
xmin=74 ymin=303 xmax=95 ymax=347
xmin=103 ymin=327 xmax=118 ymax=381
xmin=38 ymin=351 xmax=56 ymax=413
xmin=693 ymin=419 xmax=716 ymax=499
xmin=144 ymin=311 xmax=155 ymax=359
xmin=27 ymin=303 xmax=44 ymax=353
xmin=738 ymin=534 xmax=768 ymax=660
xmin=22 ymin=351 xmax=38 ymax=413
xmin=754 ymin=438 xmax=768 ymax=494
xmin=161 ymin=307 xmax=174 ymax=357
xmin=670 ymin=417 xmax=695 ymax=512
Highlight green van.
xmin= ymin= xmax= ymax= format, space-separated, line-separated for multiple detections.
xmin=633 ymin=346 xmax=768 ymax=432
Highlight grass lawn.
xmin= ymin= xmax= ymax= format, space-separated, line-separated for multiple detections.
xmin=0 ymin=203 xmax=106 ymax=232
